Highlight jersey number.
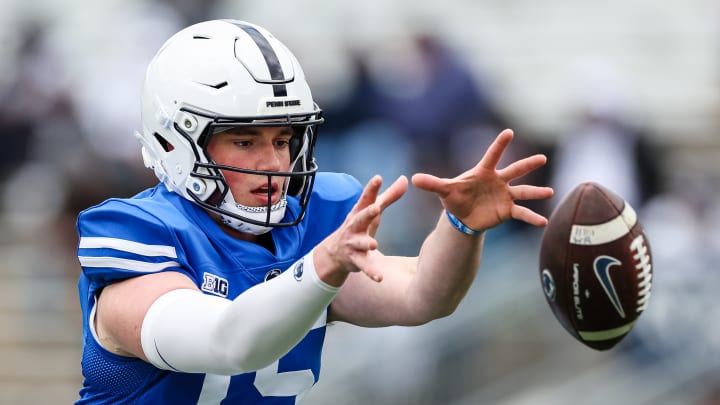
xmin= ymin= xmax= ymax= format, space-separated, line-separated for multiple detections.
xmin=196 ymin=360 xmax=315 ymax=404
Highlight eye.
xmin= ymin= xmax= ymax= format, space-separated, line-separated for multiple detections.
xmin=232 ymin=139 xmax=253 ymax=147
xmin=274 ymin=138 xmax=291 ymax=148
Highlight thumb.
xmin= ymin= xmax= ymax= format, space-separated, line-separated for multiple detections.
xmin=411 ymin=173 xmax=448 ymax=196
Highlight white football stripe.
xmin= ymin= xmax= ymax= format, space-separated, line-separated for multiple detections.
xmin=78 ymin=256 xmax=180 ymax=272
xmin=569 ymin=202 xmax=637 ymax=246
xmin=79 ymin=237 xmax=177 ymax=258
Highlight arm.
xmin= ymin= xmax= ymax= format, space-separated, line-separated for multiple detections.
xmin=94 ymin=176 xmax=405 ymax=374
xmin=96 ymin=250 xmax=339 ymax=375
xmin=328 ymin=129 xmax=554 ymax=326
xmin=95 ymin=129 xmax=549 ymax=372
xmin=328 ymin=217 xmax=483 ymax=327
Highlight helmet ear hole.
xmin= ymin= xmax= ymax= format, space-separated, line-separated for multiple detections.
xmin=154 ymin=133 xmax=175 ymax=152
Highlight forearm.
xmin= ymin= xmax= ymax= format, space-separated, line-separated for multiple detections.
xmin=409 ymin=211 xmax=485 ymax=320
xmin=140 ymin=250 xmax=339 ymax=375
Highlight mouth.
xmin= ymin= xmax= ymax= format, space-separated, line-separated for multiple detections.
xmin=251 ymin=182 xmax=279 ymax=203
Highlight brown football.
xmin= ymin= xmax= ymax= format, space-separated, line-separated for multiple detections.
xmin=539 ymin=182 xmax=653 ymax=350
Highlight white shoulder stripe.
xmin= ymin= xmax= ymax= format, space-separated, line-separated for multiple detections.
xmin=78 ymin=256 xmax=180 ymax=273
xmin=79 ymin=237 xmax=177 ymax=258
xmin=570 ymin=202 xmax=637 ymax=246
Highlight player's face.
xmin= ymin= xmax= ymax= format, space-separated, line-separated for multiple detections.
xmin=206 ymin=126 xmax=293 ymax=207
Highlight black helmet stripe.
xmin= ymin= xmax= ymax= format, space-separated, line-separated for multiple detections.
xmin=231 ymin=22 xmax=288 ymax=97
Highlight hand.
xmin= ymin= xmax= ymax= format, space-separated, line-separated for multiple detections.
xmin=315 ymin=175 xmax=408 ymax=285
xmin=412 ymin=129 xmax=553 ymax=231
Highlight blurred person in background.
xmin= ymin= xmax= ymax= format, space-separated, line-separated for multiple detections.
xmin=356 ymin=32 xmax=503 ymax=178
xmin=0 ymin=23 xmax=63 ymax=217
xmin=317 ymin=30 xmax=509 ymax=253
xmin=74 ymin=19 xmax=553 ymax=404
xmin=0 ymin=23 xmax=68 ymax=230
xmin=548 ymin=60 xmax=662 ymax=211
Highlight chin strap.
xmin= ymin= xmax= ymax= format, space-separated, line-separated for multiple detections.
xmin=218 ymin=197 xmax=288 ymax=235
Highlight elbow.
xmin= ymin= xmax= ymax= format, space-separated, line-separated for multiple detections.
xmin=409 ymin=306 xmax=456 ymax=326
xmin=428 ymin=300 xmax=461 ymax=321
xmin=208 ymin=342 xmax=249 ymax=375
xmin=435 ymin=303 xmax=460 ymax=319
xmin=231 ymin=353 xmax=274 ymax=374
xmin=407 ymin=296 xmax=462 ymax=325
xmin=209 ymin=326 xmax=277 ymax=374
xmin=210 ymin=341 xmax=275 ymax=374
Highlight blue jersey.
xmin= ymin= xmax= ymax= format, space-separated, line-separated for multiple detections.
xmin=76 ymin=172 xmax=362 ymax=404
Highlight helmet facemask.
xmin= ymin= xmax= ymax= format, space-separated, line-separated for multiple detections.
xmin=179 ymin=107 xmax=321 ymax=234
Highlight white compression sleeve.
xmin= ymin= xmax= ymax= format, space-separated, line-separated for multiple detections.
xmin=140 ymin=250 xmax=339 ymax=375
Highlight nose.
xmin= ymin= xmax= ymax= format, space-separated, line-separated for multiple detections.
xmin=255 ymin=142 xmax=283 ymax=172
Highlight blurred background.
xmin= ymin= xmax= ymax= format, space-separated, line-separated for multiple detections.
xmin=0 ymin=0 xmax=718 ymax=403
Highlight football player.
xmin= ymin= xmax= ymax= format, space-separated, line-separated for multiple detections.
xmin=75 ymin=19 xmax=553 ymax=404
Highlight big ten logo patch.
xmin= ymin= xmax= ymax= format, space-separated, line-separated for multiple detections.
xmin=202 ymin=272 xmax=229 ymax=297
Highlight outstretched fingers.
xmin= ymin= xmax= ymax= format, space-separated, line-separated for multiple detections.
xmin=350 ymin=199 xmax=381 ymax=234
xmin=508 ymin=183 xmax=553 ymax=228
xmin=348 ymin=204 xmax=383 ymax=282
xmin=511 ymin=204 xmax=548 ymax=227
xmin=342 ymin=175 xmax=409 ymax=282
xmin=376 ymin=175 xmax=409 ymax=210
xmin=477 ymin=129 xmax=514 ymax=171
xmin=350 ymin=175 xmax=383 ymax=215
xmin=509 ymin=184 xmax=554 ymax=201
xmin=368 ymin=176 xmax=408 ymax=237
xmin=352 ymin=175 xmax=407 ymax=214
xmin=499 ymin=154 xmax=547 ymax=181
xmin=411 ymin=173 xmax=450 ymax=197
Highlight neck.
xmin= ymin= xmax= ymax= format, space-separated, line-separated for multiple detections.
xmin=222 ymin=224 xmax=259 ymax=243
xmin=209 ymin=212 xmax=258 ymax=242
xmin=207 ymin=211 xmax=276 ymax=253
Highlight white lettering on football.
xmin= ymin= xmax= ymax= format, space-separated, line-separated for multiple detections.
xmin=572 ymin=264 xmax=583 ymax=320
xmin=569 ymin=202 xmax=637 ymax=246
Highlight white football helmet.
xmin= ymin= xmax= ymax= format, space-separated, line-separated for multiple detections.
xmin=137 ymin=20 xmax=323 ymax=234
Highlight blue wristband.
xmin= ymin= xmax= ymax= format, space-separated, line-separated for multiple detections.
xmin=445 ymin=211 xmax=484 ymax=236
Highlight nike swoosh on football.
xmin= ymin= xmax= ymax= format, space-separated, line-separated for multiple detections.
xmin=593 ymin=255 xmax=626 ymax=319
